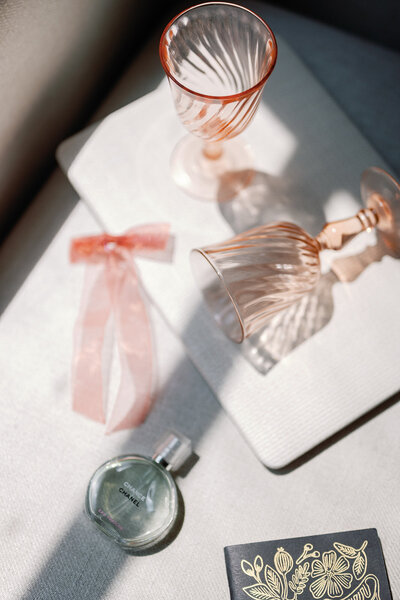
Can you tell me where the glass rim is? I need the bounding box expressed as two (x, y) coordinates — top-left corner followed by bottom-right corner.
(159, 1), (278, 102)
(191, 247), (245, 343)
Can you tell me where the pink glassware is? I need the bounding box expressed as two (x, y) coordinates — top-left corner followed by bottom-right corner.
(191, 167), (400, 342)
(159, 2), (277, 201)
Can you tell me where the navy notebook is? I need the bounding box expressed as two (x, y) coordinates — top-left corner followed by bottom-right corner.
(224, 529), (392, 600)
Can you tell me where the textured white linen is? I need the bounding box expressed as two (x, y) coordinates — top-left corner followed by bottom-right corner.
(1, 194), (399, 599)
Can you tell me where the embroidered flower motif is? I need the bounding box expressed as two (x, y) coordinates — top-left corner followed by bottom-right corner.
(310, 550), (353, 598)
(274, 547), (293, 575)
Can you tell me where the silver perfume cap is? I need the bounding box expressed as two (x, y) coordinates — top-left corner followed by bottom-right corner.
(152, 431), (192, 471)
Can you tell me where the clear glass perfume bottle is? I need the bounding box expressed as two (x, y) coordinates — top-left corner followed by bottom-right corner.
(85, 431), (192, 550)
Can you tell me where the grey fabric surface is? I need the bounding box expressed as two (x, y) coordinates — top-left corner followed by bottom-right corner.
(255, 2), (400, 178)
(264, 0), (400, 52)
(0, 186), (400, 600)
(1, 2), (399, 598)
(0, 0), (154, 239)
(0, 183), (399, 598)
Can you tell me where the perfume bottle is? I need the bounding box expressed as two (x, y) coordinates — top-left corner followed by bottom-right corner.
(85, 431), (192, 550)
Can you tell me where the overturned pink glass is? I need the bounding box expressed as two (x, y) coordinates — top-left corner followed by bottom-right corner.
(191, 167), (400, 342)
(159, 2), (277, 201)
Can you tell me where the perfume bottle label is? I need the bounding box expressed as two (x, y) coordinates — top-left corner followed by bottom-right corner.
(97, 508), (123, 531)
(119, 487), (141, 508)
(123, 481), (146, 502)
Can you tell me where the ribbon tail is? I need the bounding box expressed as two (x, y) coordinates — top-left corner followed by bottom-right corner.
(72, 265), (111, 423)
(106, 262), (154, 433)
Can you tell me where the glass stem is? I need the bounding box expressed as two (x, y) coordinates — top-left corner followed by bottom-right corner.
(316, 207), (379, 251)
(202, 141), (223, 160)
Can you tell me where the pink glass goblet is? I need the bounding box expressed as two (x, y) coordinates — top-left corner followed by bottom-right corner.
(191, 167), (400, 342)
(159, 2), (277, 201)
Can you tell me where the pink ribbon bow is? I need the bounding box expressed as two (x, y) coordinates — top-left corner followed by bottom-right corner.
(70, 223), (170, 433)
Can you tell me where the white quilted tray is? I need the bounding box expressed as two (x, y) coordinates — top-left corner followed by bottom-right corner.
(57, 38), (400, 469)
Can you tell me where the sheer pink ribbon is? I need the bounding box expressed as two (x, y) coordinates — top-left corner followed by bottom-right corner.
(70, 223), (170, 433)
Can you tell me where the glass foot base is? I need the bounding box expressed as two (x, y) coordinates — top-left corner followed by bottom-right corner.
(170, 135), (255, 202)
(361, 166), (400, 255)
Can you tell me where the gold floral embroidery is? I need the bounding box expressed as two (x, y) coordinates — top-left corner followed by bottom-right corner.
(274, 547), (293, 599)
(310, 551), (353, 598)
(240, 540), (380, 600)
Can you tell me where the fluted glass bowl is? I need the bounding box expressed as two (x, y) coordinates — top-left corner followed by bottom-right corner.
(160, 2), (277, 201)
